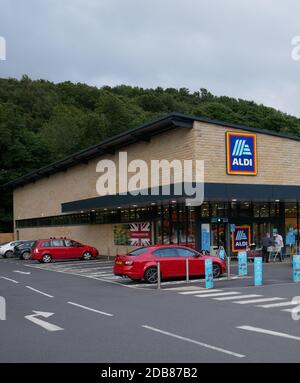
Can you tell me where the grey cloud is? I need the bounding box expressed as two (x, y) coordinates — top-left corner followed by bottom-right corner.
(0, 0), (299, 116)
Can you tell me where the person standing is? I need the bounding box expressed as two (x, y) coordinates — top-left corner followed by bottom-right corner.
(262, 232), (271, 263)
(274, 233), (284, 262)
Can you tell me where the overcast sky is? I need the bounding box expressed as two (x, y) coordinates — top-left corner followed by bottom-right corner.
(0, 0), (299, 116)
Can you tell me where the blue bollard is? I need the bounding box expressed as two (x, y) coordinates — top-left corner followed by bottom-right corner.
(293, 255), (300, 283)
(254, 257), (263, 286)
(205, 259), (214, 289)
(238, 251), (248, 276)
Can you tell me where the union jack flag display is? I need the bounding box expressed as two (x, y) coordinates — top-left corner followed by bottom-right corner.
(129, 222), (151, 246)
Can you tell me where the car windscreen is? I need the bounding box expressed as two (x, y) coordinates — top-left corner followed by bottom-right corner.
(127, 247), (150, 256)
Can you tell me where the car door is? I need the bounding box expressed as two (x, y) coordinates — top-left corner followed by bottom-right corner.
(153, 248), (184, 278)
(64, 240), (83, 259)
(50, 239), (66, 259)
(187, 250), (205, 276)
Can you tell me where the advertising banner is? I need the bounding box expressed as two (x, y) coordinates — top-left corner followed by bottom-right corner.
(293, 255), (300, 283)
(205, 259), (214, 289)
(254, 257), (263, 286)
(238, 251), (248, 276)
(114, 222), (151, 246)
(232, 225), (251, 252)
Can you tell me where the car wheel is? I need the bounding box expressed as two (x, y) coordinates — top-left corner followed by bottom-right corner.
(42, 254), (52, 263)
(82, 251), (92, 261)
(144, 267), (158, 284)
(213, 263), (222, 278)
(22, 252), (31, 260)
(5, 250), (14, 258)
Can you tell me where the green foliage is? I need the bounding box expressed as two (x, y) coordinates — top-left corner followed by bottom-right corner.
(1, 76), (300, 231)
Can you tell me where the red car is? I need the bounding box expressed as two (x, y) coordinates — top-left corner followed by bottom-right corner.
(31, 238), (99, 263)
(114, 245), (226, 283)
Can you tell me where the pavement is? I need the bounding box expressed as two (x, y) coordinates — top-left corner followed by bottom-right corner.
(0, 256), (300, 363)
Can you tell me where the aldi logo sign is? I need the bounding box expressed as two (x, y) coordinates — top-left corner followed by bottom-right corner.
(226, 132), (257, 175)
(232, 226), (251, 252)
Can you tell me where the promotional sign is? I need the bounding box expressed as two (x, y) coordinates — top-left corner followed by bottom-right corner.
(254, 257), (263, 286)
(293, 255), (300, 283)
(238, 251), (248, 276)
(113, 222), (151, 246)
(232, 225), (251, 252)
(201, 224), (210, 251)
(286, 228), (296, 246)
(205, 259), (214, 289)
(230, 223), (236, 233)
(226, 131), (257, 175)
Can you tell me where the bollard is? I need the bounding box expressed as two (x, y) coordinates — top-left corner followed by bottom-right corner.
(205, 259), (214, 289)
(157, 261), (161, 290)
(186, 258), (190, 284)
(227, 256), (231, 280)
(254, 257), (263, 286)
(293, 255), (300, 282)
(238, 251), (248, 276)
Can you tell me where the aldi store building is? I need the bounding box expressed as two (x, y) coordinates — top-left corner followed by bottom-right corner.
(8, 113), (300, 257)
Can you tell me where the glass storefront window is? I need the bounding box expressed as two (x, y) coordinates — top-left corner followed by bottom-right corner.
(201, 203), (209, 218)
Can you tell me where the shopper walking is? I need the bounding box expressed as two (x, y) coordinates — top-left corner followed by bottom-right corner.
(262, 232), (272, 263)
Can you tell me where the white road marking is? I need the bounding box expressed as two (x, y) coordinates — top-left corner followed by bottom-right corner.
(258, 301), (298, 308)
(0, 276), (19, 283)
(235, 297), (284, 305)
(214, 294), (261, 301)
(67, 301), (113, 317)
(237, 325), (300, 341)
(179, 289), (223, 295)
(25, 311), (63, 332)
(25, 286), (54, 298)
(142, 325), (245, 358)
(13, 270), (31, 275)
(195, 292), (240, 298)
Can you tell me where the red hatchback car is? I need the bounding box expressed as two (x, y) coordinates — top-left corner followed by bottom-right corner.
(31, 238), (99, 263)
(114, 245), (226, 283)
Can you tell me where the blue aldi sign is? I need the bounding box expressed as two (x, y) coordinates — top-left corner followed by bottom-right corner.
(232, 226), (251, 252)
(226, 132), (257, 175)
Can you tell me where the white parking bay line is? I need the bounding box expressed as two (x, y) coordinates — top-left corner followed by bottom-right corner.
(67, 301), (113, 317)
(235, 297), (284, 305)
(142, 325), (245, 358)
(195, 292), (240, 298)
(214, 294), (261, 301)
(237, 325), (300, 341)
(0, 276), (19, 283)
(258, 301), (298, 308)
(26, 286), (54, 298)
(179, 289), (223, 295)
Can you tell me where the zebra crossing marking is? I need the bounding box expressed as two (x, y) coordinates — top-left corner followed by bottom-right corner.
(234, 297), (284, 305)
(258, 301), (298, 308)
(179, 289), (223, 295)
(195, 292), (240, 298)
(214, 294), (261, 301)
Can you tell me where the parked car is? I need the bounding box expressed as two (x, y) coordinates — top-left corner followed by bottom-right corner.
(31, 238), (99, 263)
(114, 245), (226, 283)
(14, 240), (37, 260)
(0, 240), (27, 258)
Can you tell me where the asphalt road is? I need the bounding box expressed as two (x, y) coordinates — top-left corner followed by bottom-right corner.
(1, 257), (300, 363)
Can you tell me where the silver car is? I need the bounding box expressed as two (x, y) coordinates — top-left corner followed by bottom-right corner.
(0, 241), (26, 258)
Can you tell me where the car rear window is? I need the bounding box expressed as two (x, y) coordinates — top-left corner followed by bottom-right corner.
(128, 247), (150, 256)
